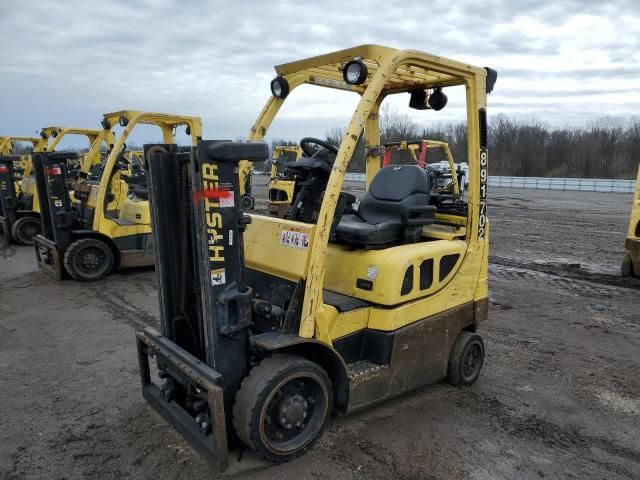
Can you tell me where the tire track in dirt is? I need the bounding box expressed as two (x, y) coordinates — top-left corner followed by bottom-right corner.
(490, 255), (640, 291)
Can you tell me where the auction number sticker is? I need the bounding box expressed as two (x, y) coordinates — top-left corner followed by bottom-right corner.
(280, 230), (309, 249)
(478, 147), (488, 240)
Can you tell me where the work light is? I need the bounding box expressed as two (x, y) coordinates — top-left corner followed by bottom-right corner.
(101, 119), (111, 130)
(119, 115), (129, 127)
(51, 130), (58, 138)
(428, 88), (448, 111)
(342, 58), (368, 85)
(40, 130), (48, 139)
(270, 76), (290, 99)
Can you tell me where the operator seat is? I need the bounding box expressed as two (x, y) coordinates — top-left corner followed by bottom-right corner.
(333, 165), (436, 248)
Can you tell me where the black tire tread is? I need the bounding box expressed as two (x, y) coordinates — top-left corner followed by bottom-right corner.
(447, 331), (484, 386)
(11, 216), (41, 245)
(63, 237), (114, 281)
(232, 354), (331, 463)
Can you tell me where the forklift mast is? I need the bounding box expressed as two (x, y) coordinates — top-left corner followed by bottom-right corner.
(32, 151), (79, 279)
(137, 141), (268, 470)
(0, 156), (20, 243)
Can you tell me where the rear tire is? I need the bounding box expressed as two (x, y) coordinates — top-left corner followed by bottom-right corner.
(11, 216), (41, 245)
(621, 253), (635, 278)
(447, 331), (484, 386)
(233, 354), (332, 463)
(63, 237), (114, 281)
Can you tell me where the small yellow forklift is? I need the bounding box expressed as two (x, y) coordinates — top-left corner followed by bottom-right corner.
(33, 111), (202, 281)
(622, 164), (640, 278)
(0, 136), (43, 243)
(383, 139), (465, 197)
(0, 128), (107, 245)
(135, 45), (496, 470)
(267, 145), (301, 216)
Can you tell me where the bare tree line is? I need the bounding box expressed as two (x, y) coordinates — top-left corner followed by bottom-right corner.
(320, 108), (640, 179)
(10, 110), (639, 179)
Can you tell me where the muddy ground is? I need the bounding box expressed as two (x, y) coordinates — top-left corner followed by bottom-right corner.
(1, 182), (639, 480)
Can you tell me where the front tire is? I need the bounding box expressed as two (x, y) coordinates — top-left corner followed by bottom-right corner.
(447, 331), (485, 386)
(233, 354), (332, 463)
(63, 237), (114, 281)
(11, 216), (41, 245)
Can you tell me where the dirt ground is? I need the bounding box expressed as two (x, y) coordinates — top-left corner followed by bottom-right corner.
(1, 182), (639, 480)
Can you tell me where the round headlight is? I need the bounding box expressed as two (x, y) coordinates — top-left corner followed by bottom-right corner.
(270, 76), (290, 99)
(51, 130), (58, 138)
(428, 88), (448, 111)
(343, 59), (368, 85)
(119, 115), (129, 127)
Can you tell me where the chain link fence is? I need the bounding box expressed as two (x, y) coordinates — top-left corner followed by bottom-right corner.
(344, 172), (635, 193)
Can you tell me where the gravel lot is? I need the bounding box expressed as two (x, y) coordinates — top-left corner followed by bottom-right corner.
(1, 180), (639, 479)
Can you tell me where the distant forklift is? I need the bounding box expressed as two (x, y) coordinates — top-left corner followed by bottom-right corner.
(0, 128), (107, 245)
(135, 45), (496, 470)
(622, 163), (640, 278)
(267, 145), (301, 216)
(0, 136), (44, 244)
(383, 139), (466, 197)
(33, 110), (202, 281)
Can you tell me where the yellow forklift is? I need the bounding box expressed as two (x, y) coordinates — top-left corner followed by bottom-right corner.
(0, 136), (43, 243)
(622, 164), (640, 278)
(0, 128), (108, 245)
(0, 136), (43, 185)
(33, 110), (202, 281)
(267, 145), (301, 216)
(383, 139), (466, 197)
(135, 45), (496, 470)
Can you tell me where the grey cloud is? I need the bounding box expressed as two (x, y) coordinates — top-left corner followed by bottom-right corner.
(1, 0), (639, 144)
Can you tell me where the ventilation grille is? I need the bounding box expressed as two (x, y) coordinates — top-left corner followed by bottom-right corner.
(439, 254), (460, 281)
(419, 259), (433, 290)
(401, 265), (414, 295)
(479, 108), (487, 148)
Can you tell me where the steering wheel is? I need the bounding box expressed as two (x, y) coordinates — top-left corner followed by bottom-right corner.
(300, 137), (339, 158)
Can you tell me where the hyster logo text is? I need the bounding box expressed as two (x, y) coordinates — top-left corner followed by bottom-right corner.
(201, 163), (224, 264)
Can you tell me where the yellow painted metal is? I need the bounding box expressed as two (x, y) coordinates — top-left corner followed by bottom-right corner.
(88, 110), (202, 239)
(38, 127), (116, 179)
(267, 145), (301, 215)
(624, 164), (640, 274)
(120, 199), (151, 225)
(628, 164), (640, 242)
(324, 305), (369, 341)
(412, 141), (460, 197)
(323, 240), (467, 306)
(20, 128), (114, 214)
(241, 45), (490, 343)
(0, 136), (43, 155)
(244, 215), (315, 282)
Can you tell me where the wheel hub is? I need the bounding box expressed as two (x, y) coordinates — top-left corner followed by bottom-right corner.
(82, 252), (99, 269)
(278, 394), (308, 429)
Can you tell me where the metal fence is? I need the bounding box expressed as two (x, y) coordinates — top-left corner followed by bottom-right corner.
(344, 172), (635, 193)
(488, 176), (635, 193)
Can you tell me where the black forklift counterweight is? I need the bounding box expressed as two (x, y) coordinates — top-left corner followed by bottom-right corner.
(137, 141), (268, 472)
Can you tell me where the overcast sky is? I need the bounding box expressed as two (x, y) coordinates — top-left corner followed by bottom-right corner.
(1, 0), (639, 146)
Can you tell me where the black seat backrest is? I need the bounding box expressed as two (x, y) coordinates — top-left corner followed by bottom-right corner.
(359, 165), (431, 225)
